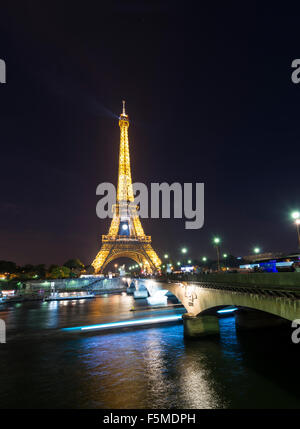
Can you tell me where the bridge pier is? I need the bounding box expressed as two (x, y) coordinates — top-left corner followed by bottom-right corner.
(235, 309), (288, 331)
(183, 313), (220, 339)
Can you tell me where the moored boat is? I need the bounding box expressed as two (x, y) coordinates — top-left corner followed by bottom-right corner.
(45, 292), (95, 302)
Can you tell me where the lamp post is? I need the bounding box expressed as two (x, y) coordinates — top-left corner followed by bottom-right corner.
(223, 254), (228, 269)
(291, 211), (300, 249)
(181, 247), (187, 265)
(296, 220), (300, 249)
(213, 237), (221, 271)
(254, 247), (260, 254)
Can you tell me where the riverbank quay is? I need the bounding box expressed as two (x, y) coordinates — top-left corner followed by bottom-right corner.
(0, 277), (127, 303)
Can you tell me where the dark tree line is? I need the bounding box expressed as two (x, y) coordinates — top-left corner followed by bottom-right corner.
(0, 258), (87, 280)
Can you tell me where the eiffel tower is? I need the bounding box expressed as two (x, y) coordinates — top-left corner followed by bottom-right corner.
(92, 101), (161, 274)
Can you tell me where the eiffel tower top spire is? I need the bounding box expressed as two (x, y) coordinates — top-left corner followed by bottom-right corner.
(117, 100), (134, 202)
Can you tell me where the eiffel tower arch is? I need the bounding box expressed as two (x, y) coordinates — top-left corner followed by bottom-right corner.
(92, 101), (161, 274)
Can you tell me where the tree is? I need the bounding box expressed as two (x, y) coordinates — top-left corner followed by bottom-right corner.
(63, 259), (84, 271)
(0, 260), (17, 274)
(22, 264), (34, 273)
(48, 264), (59, 272)
(34, 264), (46, 278)
(49, 266), (71, 279)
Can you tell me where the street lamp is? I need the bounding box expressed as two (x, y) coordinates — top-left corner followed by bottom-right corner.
(223, 253), (227, 258)
(254, 247), (260, 254)
(180, 248), (187, 266)
(291, 211), (300, 248)
(202, 257), (207, 262)
(164, 254), (168, 259)
(213, 237), (221, 271)
(177, 262), (181, 266)
(188, 259), (192, 264)
(296, 219), (300, 249)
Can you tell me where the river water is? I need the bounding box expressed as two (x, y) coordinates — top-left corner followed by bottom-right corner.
(0, 292), (299, 409)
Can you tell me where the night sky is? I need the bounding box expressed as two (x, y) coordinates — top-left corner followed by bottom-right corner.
(1, 1), (300, 266)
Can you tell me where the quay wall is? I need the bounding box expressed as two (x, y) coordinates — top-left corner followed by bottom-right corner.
(23, 277), (125, 292)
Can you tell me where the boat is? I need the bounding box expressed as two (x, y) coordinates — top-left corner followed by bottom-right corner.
(44, 292), (95, 302)
(2, 295), (25, 303)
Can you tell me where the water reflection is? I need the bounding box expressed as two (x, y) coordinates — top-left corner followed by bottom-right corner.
(0, 294), (300, 409)
(178, 356), (224, 408)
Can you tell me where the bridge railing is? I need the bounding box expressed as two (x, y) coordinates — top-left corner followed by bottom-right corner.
(194, 281), (300, 298)
(159, 279), (300, 300)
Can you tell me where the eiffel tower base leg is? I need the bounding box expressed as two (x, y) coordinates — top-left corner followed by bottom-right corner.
(92, 241), (160, 274)
(86, 265), (96, 274)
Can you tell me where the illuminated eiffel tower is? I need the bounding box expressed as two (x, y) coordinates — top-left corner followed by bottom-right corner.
(92, 101), (161, 274)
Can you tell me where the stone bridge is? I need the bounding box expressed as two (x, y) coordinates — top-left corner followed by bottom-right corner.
(140, 273), (300, 338)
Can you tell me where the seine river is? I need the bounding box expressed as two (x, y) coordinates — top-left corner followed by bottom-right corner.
(0, 292), (299, 409)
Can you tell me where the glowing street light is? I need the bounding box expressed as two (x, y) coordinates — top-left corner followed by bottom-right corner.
(223, 253), (227, 258)
(291, 211), (300, 248)
(177, 262), (181, 266)
(188, 259), (192, 264)
(254, 247), (260, 254)
(202, 257), (207, 262)
(181, 248), (187, 254)
(164, 254), (169, 259)
(213, 237), (221, 271)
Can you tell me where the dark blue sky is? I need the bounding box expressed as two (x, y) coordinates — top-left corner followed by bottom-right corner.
(0, 1), (300, 265)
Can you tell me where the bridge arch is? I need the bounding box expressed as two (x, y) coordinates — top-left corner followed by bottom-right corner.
(160, 282), (299, 321)
(140, 278), (300, 338)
